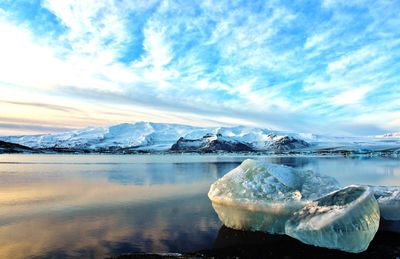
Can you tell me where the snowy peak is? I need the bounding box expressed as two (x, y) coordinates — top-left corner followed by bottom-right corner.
(0, 122), (206, 151)
(0, 122), (399, 154)
(264, 135), (310, 151)
(170, 130), (310, 153)
(0, 122), (310, 152)
(170, 133), (254, 152)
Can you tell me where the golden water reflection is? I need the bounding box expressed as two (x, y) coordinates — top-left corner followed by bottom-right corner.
(0, 155), (236, 258)
(0, 179), (221, 258)
(1, 154), (400, 258)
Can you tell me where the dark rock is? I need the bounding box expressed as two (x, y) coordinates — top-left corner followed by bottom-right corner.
(0, 140), (36, 153)
(170, 134), (254, 152)
(267, 136), (310, 152)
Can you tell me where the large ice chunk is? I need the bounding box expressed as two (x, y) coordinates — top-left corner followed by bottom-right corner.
(369, 185), (400, 220)
(285, 186), (380, 253)
(208, 159), (339, 234)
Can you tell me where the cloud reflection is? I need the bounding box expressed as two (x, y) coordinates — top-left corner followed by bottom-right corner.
(1, 154), (400, 258)
(0, 155), (238, 258)
(0, 194), (221, 258)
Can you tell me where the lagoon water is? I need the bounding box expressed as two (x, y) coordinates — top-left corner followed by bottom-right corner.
(0, 154), (400, 258)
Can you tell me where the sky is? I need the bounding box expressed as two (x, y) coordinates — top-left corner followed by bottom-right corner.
(0, 0), (400, 136)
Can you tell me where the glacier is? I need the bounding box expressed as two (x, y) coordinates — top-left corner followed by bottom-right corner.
(208, 159), (339, 234)
(285, 186), (380, 253)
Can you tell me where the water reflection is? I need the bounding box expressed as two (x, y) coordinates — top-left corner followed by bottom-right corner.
(83, 162), (233, 185)
(0, 154), (400, 258)
(0, 194), (221, 258)
(0, 156), (241, 258)
(259, 156), (400, 186)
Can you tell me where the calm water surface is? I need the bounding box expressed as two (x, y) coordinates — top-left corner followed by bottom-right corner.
(0, 154), (400, 258)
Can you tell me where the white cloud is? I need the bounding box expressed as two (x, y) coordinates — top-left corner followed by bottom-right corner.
(329, 87), (371, 106)
(304, 32), (330, 49)
(0, 18), (138, 94)
(42, 0), (130, 61)
(138, 20), (172, 68)
(132, 19), (178, 88)
(327, 46), (377, 73)
(0, 21), (65, 89)
(349, 111), (400, 133)
(1, 0), (400, 135)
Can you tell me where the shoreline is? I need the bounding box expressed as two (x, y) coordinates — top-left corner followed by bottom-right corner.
(111, 224), (400, 258)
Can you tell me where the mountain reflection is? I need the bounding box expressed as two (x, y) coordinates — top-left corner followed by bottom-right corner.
(92, 162), (235, 185)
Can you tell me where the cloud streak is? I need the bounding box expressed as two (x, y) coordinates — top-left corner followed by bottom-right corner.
(0, 0), (399, 135)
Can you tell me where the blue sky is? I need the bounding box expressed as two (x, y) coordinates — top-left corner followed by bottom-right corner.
(0, 0), (399, 136)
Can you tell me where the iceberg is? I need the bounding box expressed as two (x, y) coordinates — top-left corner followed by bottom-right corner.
(369, 185), (400, 221)
(208, 159), (339, 234)
(207, 160), (400, 253)
(285, 186), (380, 253)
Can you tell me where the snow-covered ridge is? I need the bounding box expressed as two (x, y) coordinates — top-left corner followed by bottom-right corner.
(0, 122), (309, 151)
(0, 122), (399, 153)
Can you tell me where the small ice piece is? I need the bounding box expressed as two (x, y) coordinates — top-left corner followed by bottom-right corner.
(208, 159), (339, 234)
(285, 186), (380, 253)
(369, 185), (400, 221)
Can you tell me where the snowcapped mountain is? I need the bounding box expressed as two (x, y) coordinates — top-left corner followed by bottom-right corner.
(0, 122), (313, 152)
(0, 122), (399, 154)
(170, 132), (311, 152)
(170, 133), (255, 152)
(0, 122), (199, 150)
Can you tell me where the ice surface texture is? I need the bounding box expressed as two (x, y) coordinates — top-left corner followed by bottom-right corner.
(208, 160), (386, 253)
(285, 186), (380, 253)
(370, 185), (400, 220)
(208, 159), (339, 234)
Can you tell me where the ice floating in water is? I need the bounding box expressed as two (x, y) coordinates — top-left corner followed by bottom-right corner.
(285, 186), (380, 253)
(208, 159), (392, 253)
(208, 159), (339, 234)
(369, 185), (400, 221)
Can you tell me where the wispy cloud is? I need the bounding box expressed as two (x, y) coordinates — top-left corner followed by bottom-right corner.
(0, 123), (76, 135)
(0, 100), (81, 113)
(0, 0), (399, 135)
(328, 87), (372, 106)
